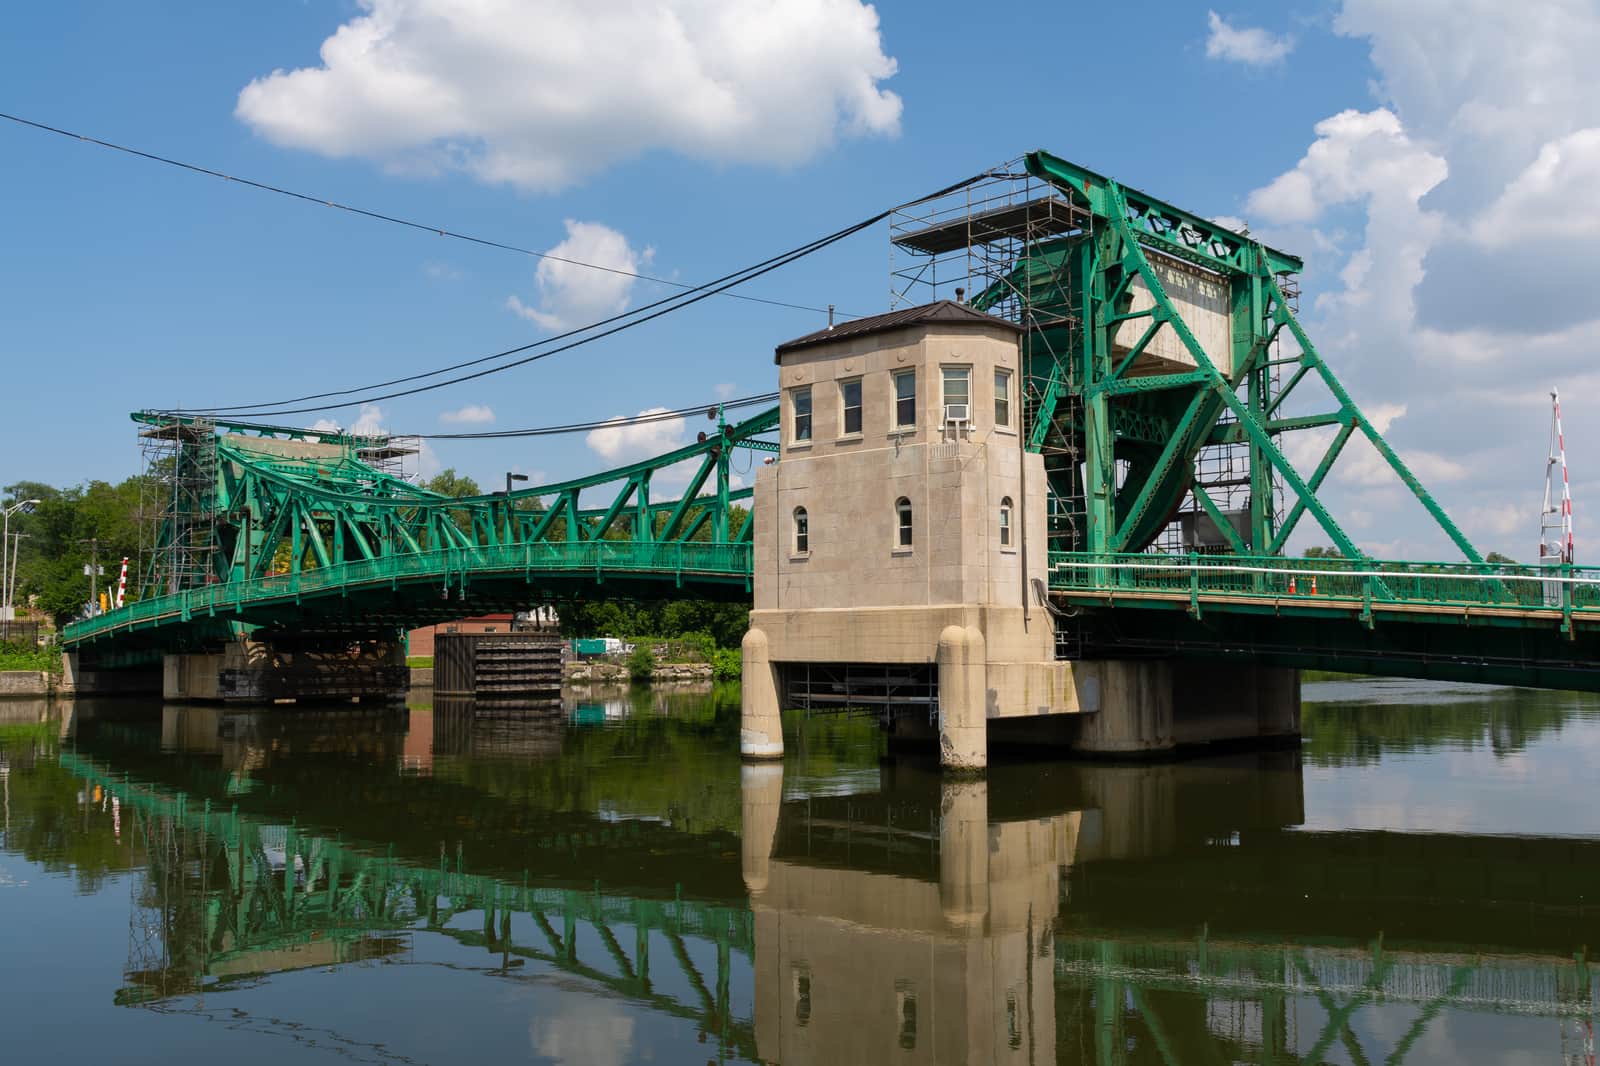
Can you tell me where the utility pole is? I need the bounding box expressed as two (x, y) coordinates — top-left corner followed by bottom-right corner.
(1, 498), (40, 640)
(80, 537), (102, 618)
(6, 534), (30, 634)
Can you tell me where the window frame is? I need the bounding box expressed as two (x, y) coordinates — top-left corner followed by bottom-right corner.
(999, 496), (1014, 549)
(895, 496), (913, 551)
(839, 377), (863, 437)
(892, 368), (916, 430)
(790, 386), (812, 446)
(994, 368), (1013, 430)
(941, 365), (972, 425)
(792, 506), (809, 556)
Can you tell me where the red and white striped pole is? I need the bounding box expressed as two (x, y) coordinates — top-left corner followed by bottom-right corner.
(115, 556), (128, 609)
(1554, 389), (1574, 563)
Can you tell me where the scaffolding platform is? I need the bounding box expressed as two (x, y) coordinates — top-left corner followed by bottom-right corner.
(892, 194), (1085, 255)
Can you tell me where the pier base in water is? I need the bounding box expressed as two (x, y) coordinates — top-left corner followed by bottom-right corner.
(161, 638), (408, 704)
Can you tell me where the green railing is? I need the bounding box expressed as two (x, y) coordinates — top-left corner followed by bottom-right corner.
(63, 540), (753, 646)
(1048, 551), (1600, 618)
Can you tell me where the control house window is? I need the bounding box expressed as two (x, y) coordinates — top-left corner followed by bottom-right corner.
(840, 378), (863, 436)
(893, 369), (916, 428)
(896, 497), (913, 548)
(791, 386), (812, 443)
(1000, 497), (1013, 547)
(995, 369), (1012, 428)
(942, 366), (971, 424)
(793, 507), (809, 555)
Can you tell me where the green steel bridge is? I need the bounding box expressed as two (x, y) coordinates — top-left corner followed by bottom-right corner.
(58, 150), (1600, 689)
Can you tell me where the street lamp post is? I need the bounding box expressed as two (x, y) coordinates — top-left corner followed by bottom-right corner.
(1, 498), (40, 640)
(503, 472), (530, 540)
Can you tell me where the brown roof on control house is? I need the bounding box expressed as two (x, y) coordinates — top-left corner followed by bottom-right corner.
(773, 300), (1021, 361)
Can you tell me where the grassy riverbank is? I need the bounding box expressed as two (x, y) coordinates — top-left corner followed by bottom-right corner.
(0, 643), (59, 673)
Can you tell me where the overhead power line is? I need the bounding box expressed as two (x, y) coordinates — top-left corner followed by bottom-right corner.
(185, 208), (866, 416)
(414, 392), (778, 440)
(1, 109), (985, 417)
(0, 110), (840, 318)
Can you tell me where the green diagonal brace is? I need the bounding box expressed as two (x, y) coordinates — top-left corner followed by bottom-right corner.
(1266, 273), (1483, 563)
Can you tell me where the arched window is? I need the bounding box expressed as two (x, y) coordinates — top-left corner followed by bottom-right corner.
(896, 497), (913, 548)
(999, 497), (1013, 547)
(793, 507), (809, 554)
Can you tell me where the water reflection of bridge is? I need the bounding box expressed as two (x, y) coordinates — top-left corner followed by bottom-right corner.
(746, 759), (1596, 1064)
(59, 708), (1598, 1065)
(65, 750), (759, 1060)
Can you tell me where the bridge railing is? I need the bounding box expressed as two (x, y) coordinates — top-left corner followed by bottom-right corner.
(63, 540), (754, 645)
(1047, 552), (1600, 616)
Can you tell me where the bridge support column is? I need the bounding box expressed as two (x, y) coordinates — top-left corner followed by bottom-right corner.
(58, 650), (160, 698)
(740, 628), (784, 759)
(937, 625), (987, 772)
(164, 638), (410, 704)
(1068, 660), (1300, 755)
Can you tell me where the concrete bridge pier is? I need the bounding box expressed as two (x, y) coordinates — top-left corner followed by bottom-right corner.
(163, 637), (409, 704)
(58, 650), (161, 698)
(1061, 660), (1301, 756)
(936, 626), (987, 772)
(740, 627), (785, 759)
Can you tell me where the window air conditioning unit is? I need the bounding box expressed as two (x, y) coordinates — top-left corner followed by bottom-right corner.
(944, 403), (969, 423)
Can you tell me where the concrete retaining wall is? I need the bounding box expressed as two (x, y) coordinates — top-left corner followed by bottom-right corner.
(0, 671), (51, 697)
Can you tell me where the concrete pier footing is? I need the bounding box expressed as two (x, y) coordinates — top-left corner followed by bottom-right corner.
(936, 626), (987, 772)
(740, 628), (784, 759)
(161, 639), (408, 704)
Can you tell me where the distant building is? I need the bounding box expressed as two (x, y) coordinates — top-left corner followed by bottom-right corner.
(406, 607), (558, 657)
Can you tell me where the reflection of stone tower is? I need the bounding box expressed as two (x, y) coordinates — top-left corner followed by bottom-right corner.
(745, 770), (1076, 1064)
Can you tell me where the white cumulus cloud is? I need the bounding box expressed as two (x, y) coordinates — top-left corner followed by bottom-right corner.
(311, 403), (388, 437)
(1235, 0), (1600, 559)
(439, 404), (495, 425)
(235, 0), (902, 192)
(585, 407), (688, 464)
(506, 221), (650, 333)
(1205, 10), (1294, 66)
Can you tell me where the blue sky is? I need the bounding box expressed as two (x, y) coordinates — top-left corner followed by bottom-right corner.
(3, 1), (1595, 559)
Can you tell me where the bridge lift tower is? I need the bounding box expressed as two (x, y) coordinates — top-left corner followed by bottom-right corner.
(889, 151), (1483, 566)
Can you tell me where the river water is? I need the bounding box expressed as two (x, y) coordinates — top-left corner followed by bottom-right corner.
(1, 679), (1596, 1064)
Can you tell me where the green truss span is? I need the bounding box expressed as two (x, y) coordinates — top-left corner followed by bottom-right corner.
(65, 406), (776, 647)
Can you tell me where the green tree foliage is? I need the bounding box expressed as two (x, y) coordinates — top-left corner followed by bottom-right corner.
(1303, 546), (1343, 559)
(626, 644), (656, 681)
(560, 599), (749, 649)
(423, 468), (482, 498)
(6, 478), (148, 624)
(1485, 551), (1517, 564)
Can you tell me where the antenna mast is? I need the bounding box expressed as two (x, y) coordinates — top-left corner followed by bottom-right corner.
(1540, 387), (1574, 565)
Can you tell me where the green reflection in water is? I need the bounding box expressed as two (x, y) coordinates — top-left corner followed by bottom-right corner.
(2, 681), (1596, 1065)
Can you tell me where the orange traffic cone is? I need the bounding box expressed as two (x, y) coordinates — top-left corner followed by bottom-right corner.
(1288, 575), (1297, 594)
(1310, 576), (1319, 595)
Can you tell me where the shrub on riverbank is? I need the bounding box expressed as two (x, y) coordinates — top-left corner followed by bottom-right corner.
(627, 645), (656, 681)
(0, 642), (60, 673)
(711, 647), (741, 682)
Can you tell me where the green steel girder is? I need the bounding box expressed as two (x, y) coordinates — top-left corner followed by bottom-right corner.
(1024, 150), (1303, 277)
(1003, 150), (1480, 565)
(65, 406), (776, 648)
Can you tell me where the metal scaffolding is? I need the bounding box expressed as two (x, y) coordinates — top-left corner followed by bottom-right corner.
(890, 158), (1298, 557)
(138, 417), (220, 598)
